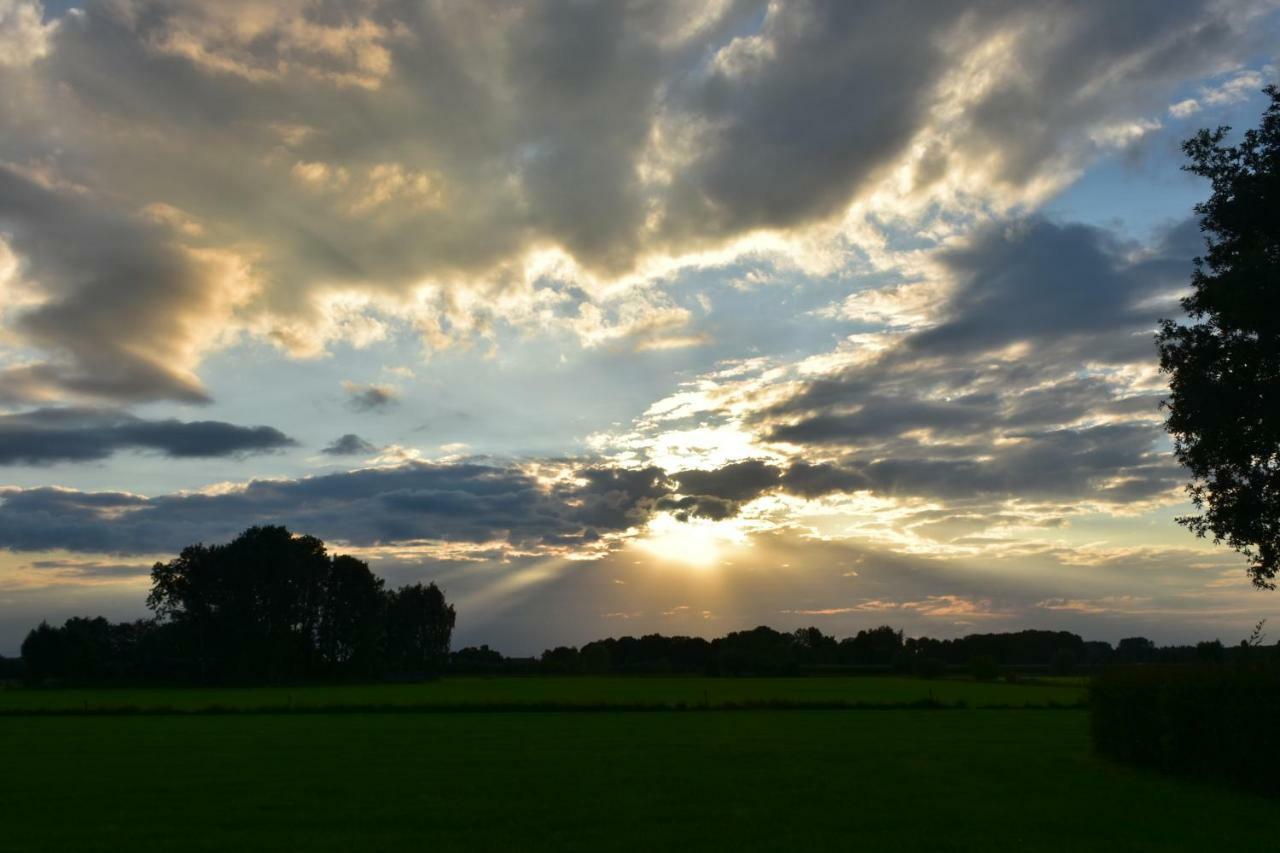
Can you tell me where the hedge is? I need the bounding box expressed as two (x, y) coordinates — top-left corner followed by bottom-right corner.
(1091, 664), (1280, 795)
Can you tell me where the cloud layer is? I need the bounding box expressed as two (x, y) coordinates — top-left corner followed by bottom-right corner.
(0, 0), (1270, 402)
(0, 407), (295, 464)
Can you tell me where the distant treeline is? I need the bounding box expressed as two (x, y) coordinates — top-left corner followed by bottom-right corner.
(12, 527), (455, 684)
(450, 625), (1277, 677)
(5, 526), (1275, 685)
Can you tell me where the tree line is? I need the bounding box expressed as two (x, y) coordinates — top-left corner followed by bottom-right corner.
(449, 623), (1276, 678)
(16, 526), (455, 684)
(5, 526), (1275, 685)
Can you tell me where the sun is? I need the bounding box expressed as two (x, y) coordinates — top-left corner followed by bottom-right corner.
(634, 514), (743, 569)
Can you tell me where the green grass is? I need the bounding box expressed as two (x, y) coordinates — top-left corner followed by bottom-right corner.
(0, 675), (1085, 712)
(2, 709), (1275, 852)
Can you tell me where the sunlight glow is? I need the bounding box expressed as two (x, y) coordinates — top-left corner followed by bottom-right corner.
(634, 514), (746, 569)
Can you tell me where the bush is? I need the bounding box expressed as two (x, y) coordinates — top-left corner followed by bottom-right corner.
(1091, 665), (1280, 795)
(911, 656), (946, 679)
(970, 655), (999, 681)
(1050, 648), (1076, 676)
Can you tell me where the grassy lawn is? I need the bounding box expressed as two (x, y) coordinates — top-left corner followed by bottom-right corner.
(0, 675), (1085, 712)
(1, 709), (1274, 852)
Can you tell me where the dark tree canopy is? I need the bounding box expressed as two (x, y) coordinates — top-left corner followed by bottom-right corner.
(6, 525), (466, 684)
(142, 526), (455, 681)
(1157, 86), (1280, 588)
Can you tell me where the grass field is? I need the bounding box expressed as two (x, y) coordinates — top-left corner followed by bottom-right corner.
(0, 675), (1085, 712)
(3, 708), (1278, 852)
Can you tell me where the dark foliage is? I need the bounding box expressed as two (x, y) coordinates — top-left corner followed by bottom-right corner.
(509, 627), (1272, 676)
(1092, 663), (1280, 795)
(450, 645), (507, 674)
(1050, 649), (1076, 676)
(970, 655), (1000, 681)
(0, 653), (21, 680)
(21, 526), (454, 684)
(911, 656), (946, 679)
(385, 583), (456, 678)
(1157, 87), (1280, 587)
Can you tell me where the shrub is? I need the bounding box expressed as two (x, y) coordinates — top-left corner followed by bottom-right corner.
(1050, 648), (1076, 676)
(911, 656), (946, 679)
(1091, 665), (1280, 795)
(970, 655), (999, 681)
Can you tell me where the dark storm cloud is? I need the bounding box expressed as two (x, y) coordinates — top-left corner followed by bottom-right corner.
(672, 459), (783, 502)
(0, 1), (1265, 402)
(0, 455), (897, 554)
(907, 220), (1179, 360)
(749, 217), (1198, 506)
(321, 433), (378, 456)
(655, 459), (785, 520)
(0, 461), (664, 554)
(0, 407), (295, 464)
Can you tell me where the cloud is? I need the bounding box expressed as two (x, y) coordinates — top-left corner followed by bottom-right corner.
(0, 1), (1267, 402)
(0, 407), (295, 464)
(1168, 67), (1271, 117)
(738, 217), (1194, 506)
(0, 450), (978, 555)
(0, 0), (52, 68)
(0, 460), (667, 555)
(342, 381), (398, 412)
(27, 558), (152, 579)
(321, 433), (377, 456)
(580, 212), (1201, 561)
(0, 166), (253, 403)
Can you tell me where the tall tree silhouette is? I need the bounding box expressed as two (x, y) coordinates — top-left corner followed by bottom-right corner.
(318, 555), (386, 677)
(148, 526), (330, 679)
(385, 583), (456, 676)
(1158, 87), (1280, 588)
(147, 526), (454, 681)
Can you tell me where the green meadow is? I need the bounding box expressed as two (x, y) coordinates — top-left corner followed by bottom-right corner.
(2, 677), (1275, 852)
(0, 675), (1085, 713)
(3, 707), (1277, 853)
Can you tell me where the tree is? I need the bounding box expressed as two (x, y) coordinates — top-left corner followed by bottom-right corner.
(970, 655), (999, 681)
(1157, 86), (1280, 588)
(1050, 648), (1077, 676)
(1117, 636), (1155, 664)
(1195, 639), (1226, 663)
(318, 555), (386, 677)
(148, 526), (331, 680)
(146, 526), (454, 682)
(838, 625), (903, 666)
(384, 582), (456, 676)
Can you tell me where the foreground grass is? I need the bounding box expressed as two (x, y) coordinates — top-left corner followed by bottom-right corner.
(1, 710), (1274, 852)
(0, 675), (1085, 712)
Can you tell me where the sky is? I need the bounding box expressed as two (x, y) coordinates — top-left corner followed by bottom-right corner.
(1, 0), (1279, 656)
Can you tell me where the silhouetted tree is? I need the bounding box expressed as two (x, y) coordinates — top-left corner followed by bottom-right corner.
(318, 555), (386, 677)
(1050, 648), (1077, 676)
(1195, 639), (1226, 663)
(384, 582), (456, 677)
(148, 526), (331, 680)
(20, 621), (64, 683)
(539, 645), (580, 673)
(146, 526), (453, 682)
(1117, 637), (1156, 664)
(451, 644), (506, 673)
(793, 626), (838, 664)
(713, 626), (801, 675)
(838, 625), (903, 665)
(970, 655), (999, 681)
(1157, 87), (1280, 587)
